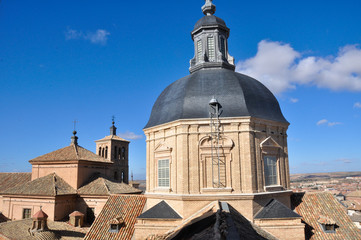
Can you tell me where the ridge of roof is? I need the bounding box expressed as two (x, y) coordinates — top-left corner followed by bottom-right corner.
(77, 176), (141, 195)
(2, 173), (77, 196)
(29, 144), (111, 163)
(254, 199), (301, 219)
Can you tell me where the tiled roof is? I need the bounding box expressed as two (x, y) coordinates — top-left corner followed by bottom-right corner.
(84, 195), (146, 240)
(29, 144), (110, 163)
(2, 173), (77, 196)
(254, 199), (301, 219)
(0, 173), (32, 193)
(138, 201), (182, 219)
(346, 191), (361, 197)
(0, 218), (87, 239)
(350, 213), (361, 222)
(77, 176), (142, 195)
(69, 211), (84, 217)
(154, 201), (277, 240)
(292, 192), (361, 240)
(33, 209), (48, 219)
(95, 135), (129, 142)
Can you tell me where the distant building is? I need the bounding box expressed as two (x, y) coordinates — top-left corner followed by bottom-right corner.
(0, 122), (140, 223)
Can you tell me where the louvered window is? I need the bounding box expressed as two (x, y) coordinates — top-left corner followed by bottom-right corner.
(220, 37), (226, 57)
(197, 40), (202, 61)
(207, 37), (215, 61)
(264, 156), (278, 186)
(158, 159), (170, 187)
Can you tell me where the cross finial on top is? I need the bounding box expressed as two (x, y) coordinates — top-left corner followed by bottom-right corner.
(202, 0), (216, 16)
(112, 115), (115, 125)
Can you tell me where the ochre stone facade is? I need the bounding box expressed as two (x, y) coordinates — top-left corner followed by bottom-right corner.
(134, 117), (299, 239)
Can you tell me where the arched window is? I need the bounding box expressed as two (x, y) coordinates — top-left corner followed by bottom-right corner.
(118, 147), (121, 159)
(98, 147), (101, 156)
(121, 171), (124, 182)
(105, 146), (108, 159)
(102, 148), (105, 157)
(121, 147), (125, 159)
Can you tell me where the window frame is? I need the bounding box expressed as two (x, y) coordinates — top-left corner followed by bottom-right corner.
(207, 36), (215, 61)
(263, 155), (279, 187)
(23, 208), (32, 219)
(157, 159), (170, 188)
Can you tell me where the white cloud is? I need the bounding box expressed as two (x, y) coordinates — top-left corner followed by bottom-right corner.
(290, 98), (299, 103)
(317, 119), (328, 125)
(316, 119), (342, 127)
(236, 40), (361, 95)
(354, 102), (361, 108)
(65, 28), (110, 45)
(118, 131), (143, 140)
(85, 29), (110, 45)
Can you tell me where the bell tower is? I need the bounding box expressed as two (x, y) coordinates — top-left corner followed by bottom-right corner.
(189, 0), (235, 73)
(95, 120), (130, 183)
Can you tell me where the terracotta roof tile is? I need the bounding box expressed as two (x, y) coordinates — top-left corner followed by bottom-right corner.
(69, 211), (84, 217)
(29, 144), (110, 163)
(77, 177), (142, 195)
(0, 173), (31, 193)
(2, 173), (77, 196)
(346, 191), (361, 197)
(33, 209), (48, 219)
(84, 195), (146, 240)
(292, 192), (361, 240)
(0, 218), (86, 239)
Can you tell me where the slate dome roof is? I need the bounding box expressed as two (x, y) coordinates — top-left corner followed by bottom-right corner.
(145, 68), (288, 128)
(194, 15), (227, 30)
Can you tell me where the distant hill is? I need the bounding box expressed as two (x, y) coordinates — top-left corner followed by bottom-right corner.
(291, 171), (361, 182)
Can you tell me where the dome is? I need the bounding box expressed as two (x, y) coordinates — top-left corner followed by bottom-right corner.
(194, 15), (227, 31)
(145, 68), (288, 128)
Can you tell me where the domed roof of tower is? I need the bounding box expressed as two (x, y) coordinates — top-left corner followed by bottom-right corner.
(194, 15), (227, 31)
(145, 1), (288, 129)
(145, 68), (288, 128)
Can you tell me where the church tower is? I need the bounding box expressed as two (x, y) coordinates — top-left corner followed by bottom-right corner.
(135, 1), (303, 239)
(95, 121), (129, 183)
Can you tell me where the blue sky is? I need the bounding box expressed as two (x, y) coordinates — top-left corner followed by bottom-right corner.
(0, 0), (360, 179)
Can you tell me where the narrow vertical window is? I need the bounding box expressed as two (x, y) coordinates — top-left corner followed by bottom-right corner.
(105, 146), (108, 159)
(220, 37), (226, 57)
(207, 37), (215, 61)
(197, 40), (202, 61)
(158, 159), (170, 187)
(264, 156), (278, 186)
(98, 147), (101, 156)
(121, 147), (125, 159)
